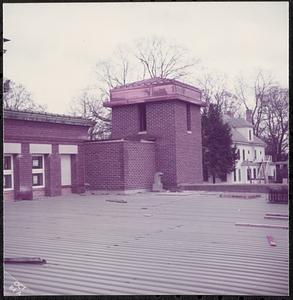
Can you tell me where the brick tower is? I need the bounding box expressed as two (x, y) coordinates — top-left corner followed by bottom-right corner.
(104, 77), (205, 188)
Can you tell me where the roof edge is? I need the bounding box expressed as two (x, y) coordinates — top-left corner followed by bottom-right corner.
(4, 109), (95, 127)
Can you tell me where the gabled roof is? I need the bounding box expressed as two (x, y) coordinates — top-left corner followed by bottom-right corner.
(223, 114), (266, 146)
(4, 109), (95, 127)
(223, 114), (253, 128)
(230, 127), (266, 146)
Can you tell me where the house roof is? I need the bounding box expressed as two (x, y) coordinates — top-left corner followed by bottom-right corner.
(223, 114), (253, 128)
(230, 127), (266, 146)
(4, 109), (95, 127)
(223, 114), (266, 146)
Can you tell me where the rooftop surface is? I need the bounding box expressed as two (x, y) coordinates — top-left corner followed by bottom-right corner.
(4, 192), (288, 295)
(105, 77), (205, 108)
(4, 109), (95, 127)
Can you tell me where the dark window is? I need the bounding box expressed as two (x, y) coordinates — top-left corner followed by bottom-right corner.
(186, 103), (191, 131)
(234, 169), (237, 182)
(254, 150), (257, 160)
(4, 175), (12, 189)
(4, 156), (12, 170)
(139, 104), (147, 132)
(32, 156), (43, 169)
(247, 169), (251, 181)
(236, 149), (240, 160)
(249, 130), (252, 141)
(242, 149), (245, 161)
(32, 173), (43, 186)
(253, 168), (256, 179)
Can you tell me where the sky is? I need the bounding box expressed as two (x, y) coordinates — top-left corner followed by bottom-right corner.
(3, 2), (289, 114)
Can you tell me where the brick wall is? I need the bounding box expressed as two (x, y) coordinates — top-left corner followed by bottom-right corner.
(146, 101), (178, 187)
(84, 140), (156, 190)
(84, 141), (125, 190)
(174, 102), (203, 184)
(45, 144), (61, 197)
(110, 100), (203, 188)
(71, 144), (86, 193)
(14, 143), (33, 200)
(4, 119), (90, 143)
(124, 141), (156, 190)
(111, 105), (140, 139)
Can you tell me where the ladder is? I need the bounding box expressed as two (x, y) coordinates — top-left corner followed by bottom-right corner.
(256, 160), (269, 183)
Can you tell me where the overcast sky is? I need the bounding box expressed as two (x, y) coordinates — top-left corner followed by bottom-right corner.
(3, 2), (288, 114)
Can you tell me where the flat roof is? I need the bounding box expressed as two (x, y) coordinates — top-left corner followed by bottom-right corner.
(4, 192), (288, 295)
(4, 109), (95, 127)
(105, 77), (206, 108)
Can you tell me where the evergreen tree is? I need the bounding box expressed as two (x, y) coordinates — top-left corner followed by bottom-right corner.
(202, 104), (237, 183)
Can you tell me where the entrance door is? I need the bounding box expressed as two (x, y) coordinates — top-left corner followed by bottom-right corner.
(61, 155), (72, 186)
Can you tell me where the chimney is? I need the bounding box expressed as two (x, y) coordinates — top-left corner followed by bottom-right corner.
(246, 109), (252, 123)
(226, 111), (234, 118)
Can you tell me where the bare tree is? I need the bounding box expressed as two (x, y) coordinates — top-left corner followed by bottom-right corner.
(262, 86), (289, 161)
(95, 46), (135, 100)
(94, 37), (199, 95)
(134, 37), (198, 80)
(69, 86), (111, 140)
(196, 72), (242, 116)
(234, 70), (275, 137)
(3, 79), (46, 112)
(70, 37), (199, 139)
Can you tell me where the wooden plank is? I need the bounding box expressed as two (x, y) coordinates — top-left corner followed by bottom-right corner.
(265, 213), (288, 217)
(264, 216), (288, 221)
(106, 200), (127, 203)
(4, 257), (47, 264)
(219, 194), (261, 199)
(235, 223), (288, 229)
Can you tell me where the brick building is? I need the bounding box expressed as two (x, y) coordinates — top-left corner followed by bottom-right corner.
(3, 78), (205, 200)
(85, 77), (205, 191)
(3, 109), (94, 200)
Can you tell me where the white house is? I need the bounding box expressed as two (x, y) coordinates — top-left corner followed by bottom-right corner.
(223, 110), (276, 184)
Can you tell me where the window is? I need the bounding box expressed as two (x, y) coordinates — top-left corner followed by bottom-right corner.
(236, 149), (240, 160)
(32, 155), (45, 188)
(254, 150), (257, 160)
(238, 169), (241, 182)
(233, 169), (237, 182)
(138, 103), (147, 132)
(4, 155), (13, 190)
(247, 169), (251, 181)
(186, 103), (191, 132)
(253, 168), (257, 179)
(249, 130), (252, 141)
(242, 149), (245, 161)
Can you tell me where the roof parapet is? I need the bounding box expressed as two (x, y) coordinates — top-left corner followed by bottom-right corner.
(104, 77), (206, 108)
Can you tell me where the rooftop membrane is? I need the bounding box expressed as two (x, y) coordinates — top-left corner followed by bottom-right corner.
(4, 191), (288, 295)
